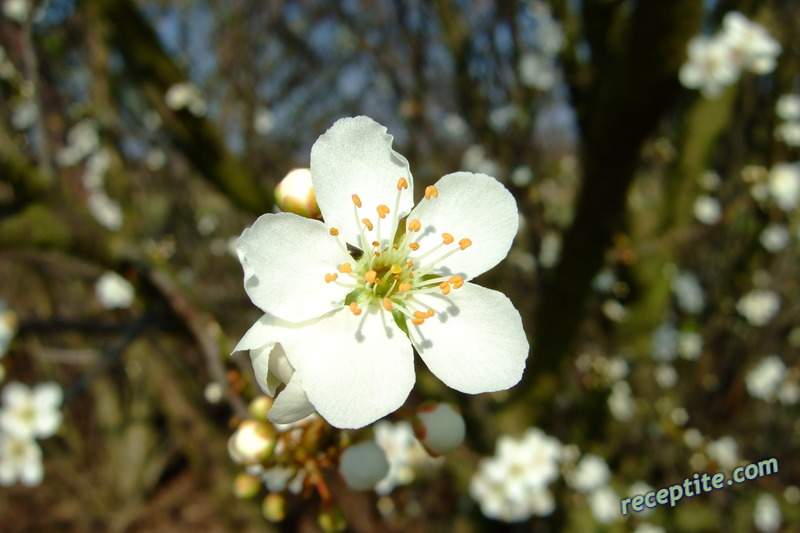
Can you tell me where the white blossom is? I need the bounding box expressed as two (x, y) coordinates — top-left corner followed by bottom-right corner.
(415, 402), (465, 456)
(679, 36), (739, 99)
(56, 120), (100, 167)
(0, 382), (62, 440)
(651, 323), (679, 362)
(759, 224), (790, 252)
(775, 122), (800, 147)
(373, 420), (439, 495)
(746, 355), (786, 402)
(776, 94), (800, 121)
(339, 440), (389, 491)
(767, 163), (800, 212)
(736, 289), (780, 326)
(254, 107), (275, 135)
(671, 271), (704, 314)
(720, 12), (781, 75)
(608, 380), (635, 421)
(95, 271), (135, 309)
(0, 302), (17, 359)
(2, 0), (29, 24)
(678, 331), (703, 360)
(232, 117), (528, 429)
(568, 454), (610, 493)
(588, 486), (620, 524)
(706, 436), (739, 470)
(519, 52), (557, 91)
(0, 433), (42, 486)
(165, 82), (207, 117)
(753, 494), (781, 533)
(693, 195), (722, 224)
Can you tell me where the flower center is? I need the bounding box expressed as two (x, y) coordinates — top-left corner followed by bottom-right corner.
(324, 179), (472, 328)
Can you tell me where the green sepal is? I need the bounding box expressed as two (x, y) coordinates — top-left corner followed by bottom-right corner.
(392, 309), (410, 337)
(344, 290), (360, 306)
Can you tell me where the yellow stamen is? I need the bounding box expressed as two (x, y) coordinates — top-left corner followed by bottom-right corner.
(330, 227), (339, 236)
(372, 241), (380, 248)
(425, 185), (439, 200)
(459, 238), (472, 250)
(397, 177), (409, 190)
(365, 270), (377, 283)
(413, 311), (428, 319)
(408, 272), (415, 279)
(349, 302), (362, 316)
(449, 275), (464, 289)
(427, 309), (435, 317)
(392, 243), (399, 250)
(325, 273), (338, 283)
(351, 194), (362, 208)
(374, 251), (381, 257)
(440, 282), (451, 295)
(383, 298), (393, 311)
(407, 260), (414, 267)
(409, 242), (420, 251)
(398, 282), (411, 292)
(408, 219), (421, 232)
(362, 218), (374, 231)
(377, 204), (390, 219)
(442, 233), (454, 245)
(339, 263), (352, 273)
(390, 264), (402, 274)
(412, 317), (425, 326)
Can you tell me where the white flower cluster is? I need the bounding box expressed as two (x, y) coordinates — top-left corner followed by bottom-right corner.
(671, 271), (705, 314)
(746, 355), (799, 405)
(775, 94), (800, 147)
(568, 454), (618, 524)
(679, 12), (781, 99)
(736, 288), (780, 327)
(469, 428), (562, 522)
(95, 271), (135, 310)
(373, 420), (441, 495)
(2, 0), (29, 23)
(165, 82), (207, 117)
(767, 162), (800, 213)
(0, 381), (63, 486)
(518, 1), (564, 91)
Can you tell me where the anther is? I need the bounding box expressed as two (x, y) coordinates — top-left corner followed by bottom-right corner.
(372, 241), (380, 248)
(459, 238), (472, 250)
(392, 244), (399, 250)
(425, 185), (439, 200)
(390, 264), (402, 274)
(325, 273), (338, 283)
(374, 251), (381, 257)
(440, 282), (451, 295)
(426, 309), (435, 317)
(408, 219), (422, 232)
(449, 275), (464, 289)
(330, 227), (339, 236)
(383, 298), (393, 311)
(365, 270), (377, 283)
(349, 302), (362, 316)
(412, 317), (425, 326)
(362, 218), (374, 231)
(409, 242), (420, 251)
(339, 263), (352, 273)
(398, 282), (411, 292)
(397, 177), (409, 190)
(442, 233), (454, 245)
(377, 205), (390, 219)
(407, 260), (414, 267)
(351, 194), (362, 208)
(413, 311), (428, 319)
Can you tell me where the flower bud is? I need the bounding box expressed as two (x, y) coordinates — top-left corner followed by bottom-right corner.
(233, 472), (262, 499)
(414, 402), (466, 456)
(275, 168), (320, 219)
(248, 395), (274, 420)
(228, 420), (277, 464)
(262, 492), (287, 522)
(339, 440), (389, 491)
(317, 507), (346, 533)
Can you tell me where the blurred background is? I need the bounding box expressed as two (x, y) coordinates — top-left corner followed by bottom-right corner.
(0, 0), (798, 531)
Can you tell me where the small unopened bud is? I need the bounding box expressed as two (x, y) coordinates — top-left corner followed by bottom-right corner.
(228, 420), (277, 464)
(233, 472), (262, 498)
(318, 507), (346, 533)
(414, 402), (466, 456)
(339, 441), (389, 491)
(275, 168), (320, 218)
(262, 492), (287, 522)
(248, 395), (274, 420)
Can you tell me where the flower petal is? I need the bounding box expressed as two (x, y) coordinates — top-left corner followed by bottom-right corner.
(407, 172), (518, 280)
(409, 283), (528, 394)
(311, 116), (414, 248)
(33, 383), (62, 410)
(282, 307), (415, 429)
(267, 374), (317, 424)
(237, 212), (352, 321)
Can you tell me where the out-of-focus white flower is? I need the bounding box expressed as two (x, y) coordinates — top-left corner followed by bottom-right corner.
(529, 1), (564, 56)
(165, 82), (207, 117)
(538, 231), (561, 268)
(705, 436), (739, 470)
(767, 163), (800, 212)
(634, 524), (666, 533)
(778, 380), (800, 405)
(736, 289), (780, 326)
(601, 300), (628, 322)
(693, 195), (722, 224)
(588, 486), (620, 524)
(679, 36), (739, 99)
(0, 382), (62, 440)
(339, 440), (390, 491)
(655, 365), (678, 388)
(651, 323), (679, 362)
(608, 380), (635, 421)
(10, 99), (37, 131)
(519, 52), (557, 91)
(0, 302), (17, 359)
(699, 170), (722, 191)
(374, 420), (439, 495)
(593, 268), (616, 293)
(683, 428), (704, 448)
(232, 117), (527, 429)
(228, 420), (277, 465)
(87, 192), (123, 231)
(720, 12), (781, 75)
(441, 113), (468, 138)
(0, 433), (42, 486)
(776, 94), (800, 121)
(746, 355), (786, 402)
(461, 144), (500, 177)
(670, 407), (689, 426)
(2, 0), (29, 24)
(672, 272), (704, 314)
(274, 168), (319, 219)
(489, 105), (517, 132)
(145, 148), (167, 171)
(56, 120), (100, 167)
(568, 454), (610, 493)
(753, 494), (781, 533)
(254, 107), (275, 135)
(775, 122), (800, 147)
(760, 224), (790, 252)
(82, 149), (111, 190)
(678, 331), (703, 360)
(414, 402), (465, 456)
(95, 271), (135, 309)
(469, 428), (561, 522)
(510, 166), (533, 187)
